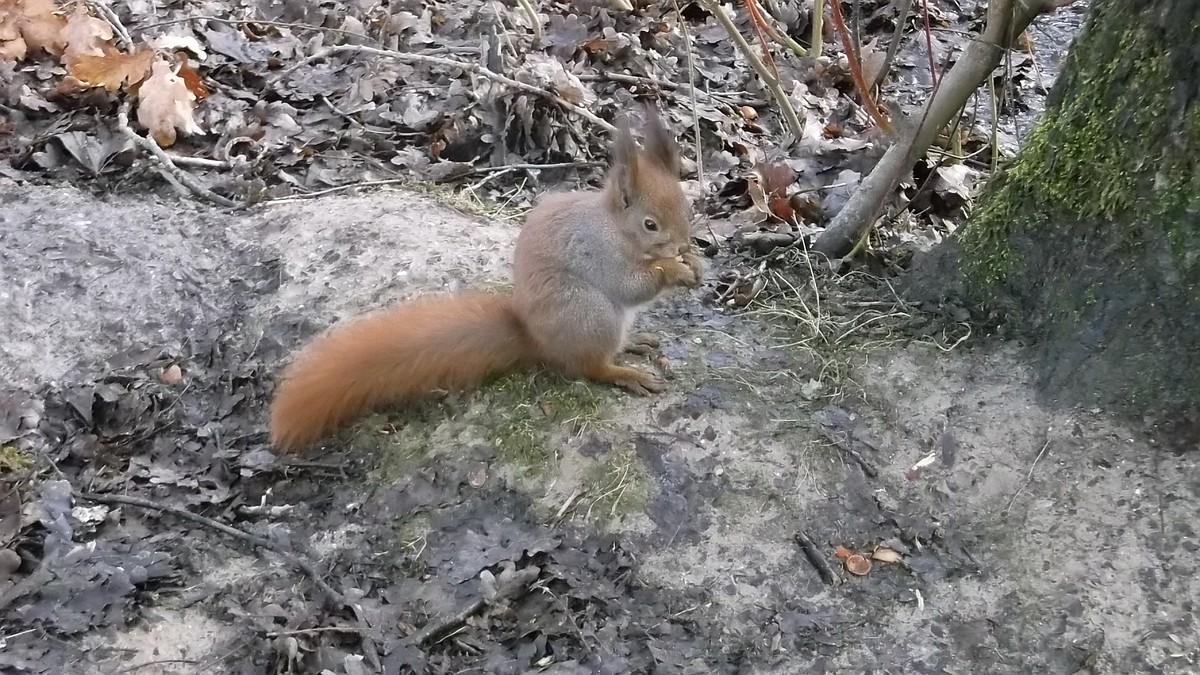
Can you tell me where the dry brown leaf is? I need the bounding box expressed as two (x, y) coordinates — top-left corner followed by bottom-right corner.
(175, 54), (209, 99)
(136, 55), (202, 147)
(61, 3), (111, 60)
(467, 463), (488, 488)
(0, 34), (26, 62)
(833, 545), (853, 560)
(67, 45), (154, 91)
(5, 0), (66, 58)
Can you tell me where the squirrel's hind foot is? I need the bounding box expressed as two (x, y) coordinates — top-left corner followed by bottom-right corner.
(582, 361), (666, 396)
(623, 332), (662, 356)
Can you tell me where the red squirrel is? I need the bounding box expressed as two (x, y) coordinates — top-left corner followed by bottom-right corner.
(269, 109), (702, 454)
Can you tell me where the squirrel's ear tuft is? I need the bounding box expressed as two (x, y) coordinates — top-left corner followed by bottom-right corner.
(610, 117), (640, 209)
(641, 106), (681, 176)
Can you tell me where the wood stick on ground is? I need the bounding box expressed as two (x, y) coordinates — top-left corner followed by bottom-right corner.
(116, 106), (238, 208)
(795, 532), (838, 585)
(75, 490), (346, 609)
(276, 45), (616, 134)
(402, 565), (539, 646)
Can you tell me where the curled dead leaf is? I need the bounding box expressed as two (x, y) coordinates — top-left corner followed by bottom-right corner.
(136, 55), (203, 147)
(175, 53), (209, 99)
(845, 554), (871, 576)
(0, 548), (21, 582)
(0, 0), (67, 60)
(160, 364), (183, 386)
(468, 463), (488, 488)
(871, 546), (903, 564)
(61, 4), (111, 61)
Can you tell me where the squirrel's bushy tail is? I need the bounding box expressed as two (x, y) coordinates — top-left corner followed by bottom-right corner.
(269, 291), (532, 453)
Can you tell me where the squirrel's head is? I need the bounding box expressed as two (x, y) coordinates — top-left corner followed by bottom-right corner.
(606, 108), (694, 260)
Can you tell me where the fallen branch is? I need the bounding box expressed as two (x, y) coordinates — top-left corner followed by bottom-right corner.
(116, 105), (238, 208)
(75, 490), (346, 609)
(812, 0), (1065, 258)
(275, 45), (616, 134)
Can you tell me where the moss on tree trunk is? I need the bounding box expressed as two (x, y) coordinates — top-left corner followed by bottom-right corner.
(938, 0), (1199, 425)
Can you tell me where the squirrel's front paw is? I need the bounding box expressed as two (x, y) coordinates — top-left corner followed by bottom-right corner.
(680, 251), (704, 285)
(651, 259), (697, 288)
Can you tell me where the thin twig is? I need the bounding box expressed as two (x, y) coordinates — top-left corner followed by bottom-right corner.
(405, 597), (488, 645)
(116, 659), (200, 674)
(579, 71), (680, 90)
(133, 15), (376, 43)
(75, 490), (346, 609)
(1003, 438), (1052, 514)
(830, 0), (892, 135)
(166, 155), (232, 169)
(116, 106), (238, 208)
(264, 178), (412, 202)
(472, 161), (602, 174)
(873, 0), (913, 91)
(265, 626), (365, 638)
(276, 45), (616, 133)
(698, 0), (804, 141)
(743, 0), (781, 80)
(921, 0), (939, 87)
(757, 6), (808, 57)
(320, 95), (390, 135)
(88, 0), (133, 49)
(671, 0), (705, 196)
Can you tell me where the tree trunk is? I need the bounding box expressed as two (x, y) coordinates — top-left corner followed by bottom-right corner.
(913, 0), (1199, 435)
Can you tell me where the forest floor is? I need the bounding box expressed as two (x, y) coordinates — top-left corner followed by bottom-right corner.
(4, 0), (1198, 674)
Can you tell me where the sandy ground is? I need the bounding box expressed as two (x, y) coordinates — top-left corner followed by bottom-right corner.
(2, 177), (1196, 674)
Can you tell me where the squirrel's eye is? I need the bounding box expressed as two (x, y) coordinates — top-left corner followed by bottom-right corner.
(643, 217), (659, 232)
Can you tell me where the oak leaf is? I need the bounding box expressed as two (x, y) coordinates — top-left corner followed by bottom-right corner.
(60, 3), (110, 60)
(0, 0), (66, 60)
(136, 55), (202, 147)
(175, 52), (209, 99)
(67, 45), (153, 91)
